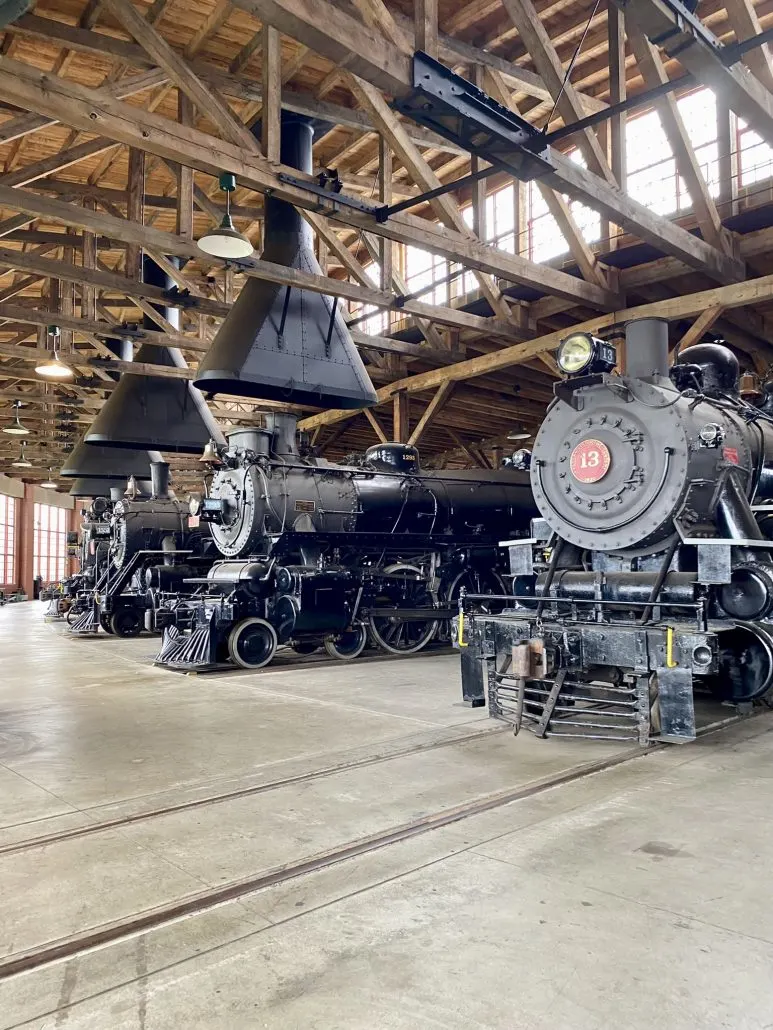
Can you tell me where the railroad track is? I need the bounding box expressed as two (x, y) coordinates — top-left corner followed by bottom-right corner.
(2, 712), (766, 983)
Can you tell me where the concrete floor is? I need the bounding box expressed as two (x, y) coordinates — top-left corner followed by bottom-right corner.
(1, 604), (773, 1028)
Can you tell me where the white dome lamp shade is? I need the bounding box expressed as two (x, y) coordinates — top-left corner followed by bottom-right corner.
(40, 467), (58, 489)
(2, 400), (29, 435)
(197, 173), (254, 261)
(11, 441), (33, 468)
(35, 325), (73, 379)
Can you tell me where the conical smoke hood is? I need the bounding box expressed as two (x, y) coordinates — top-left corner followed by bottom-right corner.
(193, 115), (377, 410)
(85, 257), (225, 453)
(60, 435), (155, 480)
(69, 477), (120, 498)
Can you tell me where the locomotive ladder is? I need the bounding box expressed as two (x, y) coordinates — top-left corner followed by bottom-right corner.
(489, 653), (651, 744)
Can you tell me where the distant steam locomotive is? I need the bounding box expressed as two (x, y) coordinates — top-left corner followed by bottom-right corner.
(155, 413), (536, 670)
(459, 317), (773, 744)
(68, 463), (215, 637)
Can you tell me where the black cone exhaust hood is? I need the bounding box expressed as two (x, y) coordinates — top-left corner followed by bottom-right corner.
(69, 477), (121, 498)
(85, 256), (226, 453)
(193, 114), (377, 409)
(60, 435), (158, 480)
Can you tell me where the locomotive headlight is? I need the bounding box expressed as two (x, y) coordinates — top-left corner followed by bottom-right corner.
(556, 332), (616, 375)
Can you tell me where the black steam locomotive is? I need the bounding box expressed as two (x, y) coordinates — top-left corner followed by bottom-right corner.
(68, 462), (215, 637)
(43, 496), (115, 620)
(458, 316), (773, 744)
(155, 412), (535, 670)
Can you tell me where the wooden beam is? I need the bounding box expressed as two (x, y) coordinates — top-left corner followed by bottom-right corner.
(0, 55), (621, 308)
(484, 68), (611, 292)
(0, 188), (540, 342)
(175, 93), (194, 238)
(81, 199), (97, 322)
(629, 29), (732, 258)
(350, 0), (408, 51)
(125, 147), (145, 282)
(499, 0), (615, 184)
(228, 0), (742, 285)
(415, 0), (438, 59)
(298, 274), (773, 432)
(608, 4), (627, 192)
(725, 0), (773, 93)
(363, 406), (388, 443)
(446, 429), (487, 468)
(407, 382), (454, 446)
(348, 74), (512, 320)
(393, 391), (409, 443)
(101, 0), (261, 154)
(617, 0), (773, 146)
(261, 24), (281, 162)
(674, 304), (725, 351)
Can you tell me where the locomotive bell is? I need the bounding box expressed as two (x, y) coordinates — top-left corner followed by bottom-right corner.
(200, 439), (224, 466)
(85, 256), (227, 454)
(193, 115), (377, 410)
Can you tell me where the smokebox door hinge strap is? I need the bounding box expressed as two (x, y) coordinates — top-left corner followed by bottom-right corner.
(277, 285), (292, 349)
(325, 297), (339, 358)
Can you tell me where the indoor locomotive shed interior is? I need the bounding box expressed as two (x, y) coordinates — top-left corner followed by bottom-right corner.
(3, 0), (773, 1026)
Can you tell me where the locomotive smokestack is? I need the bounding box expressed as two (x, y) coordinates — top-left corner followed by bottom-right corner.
(265, 412), (298, 457)
(624, 318), (670, 381)
(193, 115), (377, 410)
(150, 460), (171, 500)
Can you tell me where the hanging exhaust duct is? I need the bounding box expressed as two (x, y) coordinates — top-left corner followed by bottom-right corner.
(69, 477), (121, 498)
(85, 256), (227, 453)
(61, 432), (159, 481)
(193, 114), (377, 410)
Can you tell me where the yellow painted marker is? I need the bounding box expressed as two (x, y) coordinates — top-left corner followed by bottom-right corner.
(666, 626), (678, 668)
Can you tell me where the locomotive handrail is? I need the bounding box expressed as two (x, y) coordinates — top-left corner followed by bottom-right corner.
(458, 591), (707, 630)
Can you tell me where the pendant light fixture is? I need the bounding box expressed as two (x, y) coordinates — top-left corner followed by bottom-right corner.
(197, 173), (254, 260)
(2, 400), (29, 436)
(11, 441), (33, 468)
(35, 325), (73, 379)
(40, 467), (58, 489)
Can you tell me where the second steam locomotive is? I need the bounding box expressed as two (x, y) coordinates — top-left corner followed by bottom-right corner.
(155, 413), (535, 670)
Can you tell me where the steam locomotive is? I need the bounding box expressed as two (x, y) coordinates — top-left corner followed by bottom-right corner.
(154, 412), (536, 670)
(458, 316), (773, 744)
(43, 496), (115, 620)
(68, 462), (216, 637)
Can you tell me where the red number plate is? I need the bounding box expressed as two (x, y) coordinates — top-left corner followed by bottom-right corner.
(570, 438), (611, 483)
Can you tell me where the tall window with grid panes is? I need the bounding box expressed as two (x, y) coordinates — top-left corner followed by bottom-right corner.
(33, 503), (67, 584)
(0, 494), (15, 587)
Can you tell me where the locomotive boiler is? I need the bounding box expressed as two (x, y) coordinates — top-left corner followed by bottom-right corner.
(68, 462), (215, 637)
(155, 412), (536, 671)
(458, 316), (773, 744)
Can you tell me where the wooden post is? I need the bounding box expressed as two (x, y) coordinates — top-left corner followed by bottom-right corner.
(378, 135), (393, 292)
(393, 391), (409, 443)
(262, 25), (281, 163)
(415, 0), (438, 58)
(471, 67), (487, 246)
(176, 93), (194, 238)
(608, 5), (626, 192)
(125, 147), (145, 281)
(81, 198), (97, 322)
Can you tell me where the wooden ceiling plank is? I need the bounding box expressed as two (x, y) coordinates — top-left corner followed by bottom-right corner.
(101, 0), (261, 154)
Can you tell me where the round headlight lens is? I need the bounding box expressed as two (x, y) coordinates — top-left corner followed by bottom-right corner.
(557, 333), (594, 373)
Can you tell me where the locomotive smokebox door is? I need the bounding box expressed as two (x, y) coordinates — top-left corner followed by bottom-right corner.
(531, 380), (690, 555)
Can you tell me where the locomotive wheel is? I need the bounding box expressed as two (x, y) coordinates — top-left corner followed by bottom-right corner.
(228, 617), (278, 670)
(99, 613), (114, 634)
(109, 608), (142, 638)
(65, 606), (82, 626)
(368, 564), (438, 656)
(324, 623), (367, 661)
(713, 622), (773, 702)
(444, 568), (507, 614)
